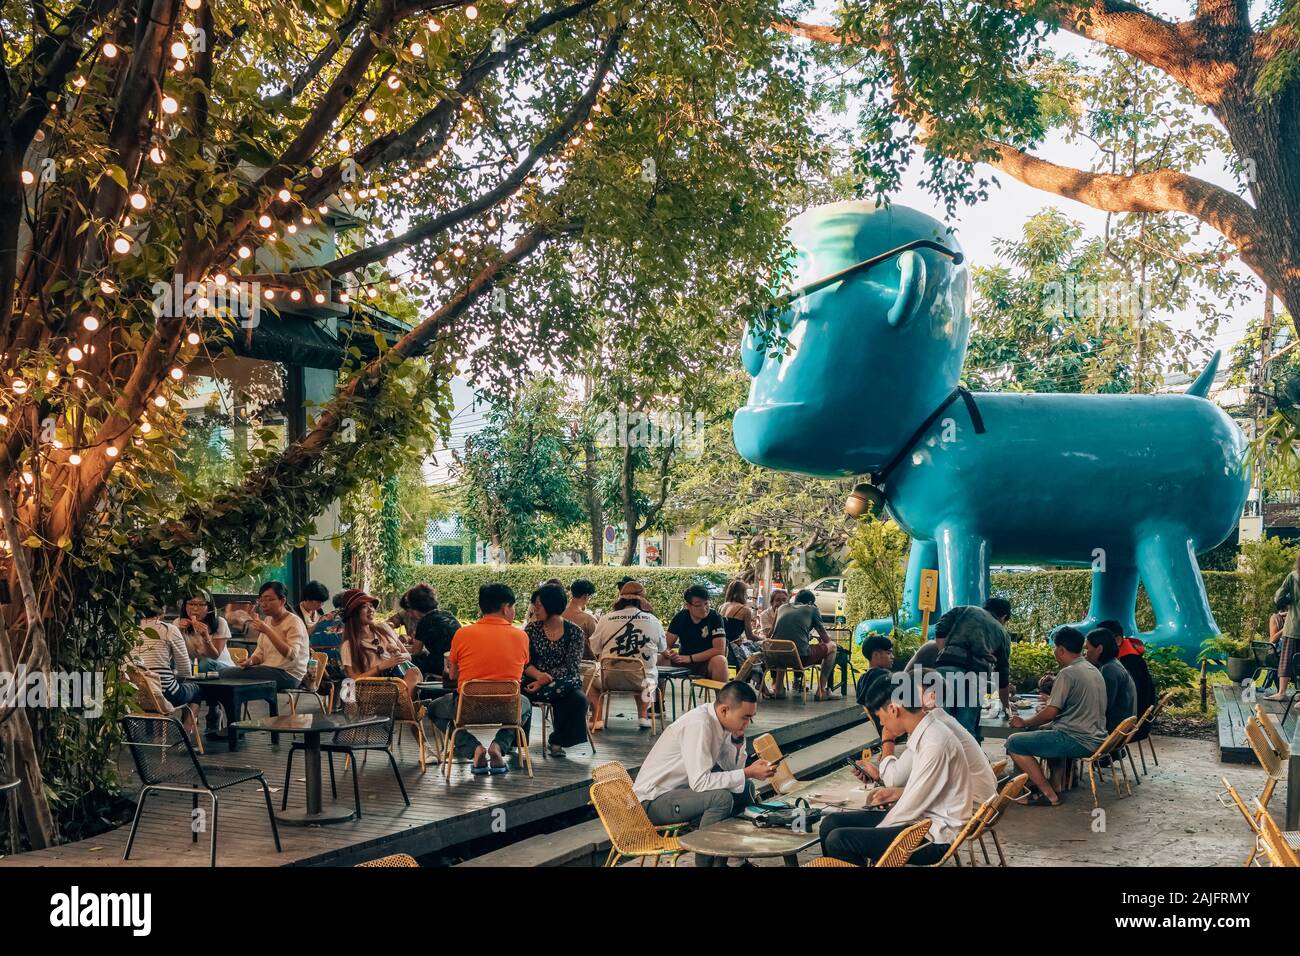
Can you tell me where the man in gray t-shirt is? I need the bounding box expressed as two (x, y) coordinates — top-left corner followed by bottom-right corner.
(1084, 628), (1138, 731)
(771, 591), (838, 700)
(1003, 626), (1107, 806)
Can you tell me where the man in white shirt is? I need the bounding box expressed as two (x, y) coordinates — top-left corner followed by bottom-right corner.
(818, 677), (972, 866)
(856, 668), (997, 812)
(633, 680), (777, 866)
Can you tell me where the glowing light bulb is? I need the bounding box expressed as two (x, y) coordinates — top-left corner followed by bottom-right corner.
(161, 95), (178, 114)
(237, 245), (252, 259)
(263, 289), (274, 300)
(113, 236), (131, 254)
(187, 332), (200, 345)
(410, 41), (423, 56)
(434, 259), (445, 270)
(363, 108), (377, 124)
(129, 192), (147, 209)
(106, 445), (119, 458)
(214, 273), (227, 285)
(287, 223), (297, 234)
(154, 395), (167, 407)
(317, 204), (329, 214)
(386, 74), (400, 90)
(21, 170), (34, 185)
(277, 188), (291, 202)
(427, 17), (441, 31)
(169, 367), (184, 380)
(149, 146), (166, 164)
(103, 42), (119, 57)
(83, 315), (100, 331)
(172, 59), (186, 72)
(67, 346), (83, 361)
(100, 280), (116, 293)
(170, 40), (188, 59)
(337, 137), (351, 153)
(314, 292), (326, 304)
(185, 0), (201, 8)
(290, 290), (302, 301)
(140, 422), (152, 433)
(12, 379), (28, 395)
(183, 22), (196, 35)
(69, 453), (81, 465)
(339, 292), (350, 302)
(258, 214), (272, 228)
(73, 76), (86, 88)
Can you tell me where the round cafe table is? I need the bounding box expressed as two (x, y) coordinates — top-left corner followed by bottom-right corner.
(232, 713), (390, 825)
(677, 815), (822, 867)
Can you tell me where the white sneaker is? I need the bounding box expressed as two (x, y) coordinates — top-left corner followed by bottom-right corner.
(638, 717), (652, 729)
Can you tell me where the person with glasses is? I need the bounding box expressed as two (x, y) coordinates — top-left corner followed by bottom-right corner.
(176, 590), (234, 734)
(217, 581), (309, 691)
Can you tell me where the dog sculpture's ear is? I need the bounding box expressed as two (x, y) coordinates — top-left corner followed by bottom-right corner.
(886, 249), (926, 327)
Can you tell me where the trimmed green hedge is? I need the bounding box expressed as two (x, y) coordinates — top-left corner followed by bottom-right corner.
(392, 564), (736, 623)
(846, 567), (1247, 644)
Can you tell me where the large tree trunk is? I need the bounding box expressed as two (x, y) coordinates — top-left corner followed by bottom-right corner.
(620, 442), (639, 566)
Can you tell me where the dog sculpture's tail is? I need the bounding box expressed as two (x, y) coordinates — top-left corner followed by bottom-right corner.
(1186, 351), (1222, 398)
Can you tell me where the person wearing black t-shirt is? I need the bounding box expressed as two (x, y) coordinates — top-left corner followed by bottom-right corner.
(401, 583), (461, 678)
(665, 585), (729, 682)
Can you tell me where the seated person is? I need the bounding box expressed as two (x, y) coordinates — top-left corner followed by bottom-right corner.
(430, 583), (531, 775)
(632, 680), (777, 866)
(904, 632), (945, 672)
(298, 579), (330, 630)
(1005, 625), (1107, 806)
(135, 608), (201, 712)
(401, 583), (460, 678)
(855, 635), (895, 730)
(176, 590), (233, 732)
(217, 581), (309, 691)
(1098, 618), (1157, 739)
(756, 588), (788, 640)
(665, 585), (729, 683)
(587, 581), (666, 730)
(310, 590), (347, 666)
(1085, 628), (1137, 732)
(769, 589), (838, 701)
(819, 678), (972, 866)
(339, 590), (421, 695)
(563, 579), (599, 655)
(524, 584), (590, 757)
(857, 668), (997, 813)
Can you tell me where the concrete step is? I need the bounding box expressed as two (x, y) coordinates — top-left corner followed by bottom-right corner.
(455, 720), (879, 867)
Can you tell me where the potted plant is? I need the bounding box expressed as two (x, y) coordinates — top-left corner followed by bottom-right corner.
(1198, 635), (1255, 683)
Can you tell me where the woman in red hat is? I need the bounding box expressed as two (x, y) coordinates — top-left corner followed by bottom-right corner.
(339, 590), (421, 695)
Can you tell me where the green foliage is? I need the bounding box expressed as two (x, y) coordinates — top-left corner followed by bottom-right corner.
(393, 563), (734, 623)
(455, 378), (585, 561)
(845, 567), (1247, 644)
(1198, 634), (1251, 662)
(1236, 536), (1298, 641)
(1146, 646), (1198, 693)
(1009, 641), (1058, 693)
(844, 516), (910, 627)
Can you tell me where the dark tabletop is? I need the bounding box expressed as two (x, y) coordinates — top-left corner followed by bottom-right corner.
(196, 678), (276, 690)
(657, 666), (692, 679)
(232, 714), (389, 733)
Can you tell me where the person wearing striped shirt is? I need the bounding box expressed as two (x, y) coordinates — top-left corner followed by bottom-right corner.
(135, 614), (200, 707)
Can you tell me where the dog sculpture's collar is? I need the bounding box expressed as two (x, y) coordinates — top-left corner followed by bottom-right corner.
(874, 387), (986, 489)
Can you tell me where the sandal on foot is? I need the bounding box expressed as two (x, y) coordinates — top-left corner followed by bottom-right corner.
(1024, 790), (1060, 807)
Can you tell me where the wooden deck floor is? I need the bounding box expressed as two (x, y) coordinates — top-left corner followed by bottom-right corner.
(0, 691), (865, 868)
(1214, 683), (1294, 764)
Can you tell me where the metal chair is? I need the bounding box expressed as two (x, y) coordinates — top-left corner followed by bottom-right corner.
(536, 696), (597, 758)
(589, 761), (685, 866)
(122, 715), (281, 866)
(596, 657), (657, 734)
(1078, 716), (1138, 806)
(124, 662), (203, 754)
(760, 639), (820, 702)
(282, 679), (409, 819)
(441, 679), (533, 780)
(1253, 640), (1280, 692)
(355, 676), (431, 772)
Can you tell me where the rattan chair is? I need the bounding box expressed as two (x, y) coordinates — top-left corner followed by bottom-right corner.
(1134, 689), (1176, 768)
(760, 639), (819, 702)
(1079, 715), (1138, 807)
(1219, 776), (1267, 866)
(806, 856), (857, 867)
(930, 806), (988, 866)
(122, 714), (280, 866)
(356, 853), (419, 867)
(353, 677), (432, 772)
(284, 651), (332, 716)
(228, 647), (249, 664)
(124, 662), (203, 754)
(1255, 704), (1291, 760)
(1120, 704), (1155, 776)
(282, 679), (408, 819)
(1255, 799), (1300, 867)
(1243, 717), (1286, 815)
(688, 677), (727, 706)
(875, 819), (932, 866)
(972, 772), (1029, 866)
(591, 759), (635, 786)
(441, 679), (533, 780)
(596, 656), (657, 734)
(589, 762), (685, 866)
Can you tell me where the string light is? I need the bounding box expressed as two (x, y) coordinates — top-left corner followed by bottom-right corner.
(183, 22), (196, 36)
(73, 76), (86, 88)
(140, 422), (152, 434)
(20, 170), (34, 185)
(410, 41), (424, 56)
(169, 367), (184, 380)
(386, 74), (401, 90)
(170, 41), (188, 59)
(0, 415), (6, 426)
(336, 137), (351, 153)
(427, 17), (441, 31)
(67, 346), (83, 361)
(161, 95), (179, 114)
(83, 315), (100, 331)
(103, 42), (119, 58)
(106, 446), (119, 458)
(238, 245), (252, 258)
(69, 453), (81, 465)
(185, 0), (201, 8)
(214, 273), (227, 285)
(313, 292), (326, 304)
(363, 107), (377, 123)
(149, 146), (166, 164)
(466, 4), (478, 19)
(129, 192), (147, 210)
(186, 332), (200, 345)
(153, 395), (167, 407)
(113, 236), (131, 254)
(277, 188), (291, 202)
(258, 214), (272, 228)
(12, 379), (27, 395)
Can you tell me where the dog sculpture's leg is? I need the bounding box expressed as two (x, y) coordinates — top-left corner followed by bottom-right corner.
(1067, 560), (1139, 637)
(936, 525), (990, 610)
(856, 539), (938, 641)
(1136, 524), (1219, 655)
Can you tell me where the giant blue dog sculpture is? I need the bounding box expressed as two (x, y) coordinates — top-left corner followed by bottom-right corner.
(733, 201), (1250, 660)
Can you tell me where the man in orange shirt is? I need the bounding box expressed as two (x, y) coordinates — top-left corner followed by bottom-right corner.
(430, 583), (531, 775)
